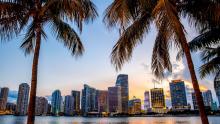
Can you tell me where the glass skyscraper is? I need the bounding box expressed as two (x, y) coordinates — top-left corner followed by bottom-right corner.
(192, 90), (214, 110)
(16, 83), (30, 115)
(0, 87), (9, 111)
(144, 91), (150, 111)
(64, 95), (74, 116)
(51, 90), (62, 115)
(97, 90), (108, 113)
(35, 96), (48, 115)
(202, 90), (213, 107)
(128, 96), (141, 114)
(71, 90), (80, 113)
(81, 84), (98, 115)
(150, 88), (166, 113)
(108, 86), (122, 113)
(192, 92), (198, 110)
(115, 74), (129, 113)
(169, 80), (187, 109)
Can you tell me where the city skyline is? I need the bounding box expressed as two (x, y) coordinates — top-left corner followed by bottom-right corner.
(0, 77), (219, 117)
(2, 78), (219, 109)
(0, 0), (218, 107)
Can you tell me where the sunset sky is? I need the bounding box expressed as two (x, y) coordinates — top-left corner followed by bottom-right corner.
(0, 0), (218, 106)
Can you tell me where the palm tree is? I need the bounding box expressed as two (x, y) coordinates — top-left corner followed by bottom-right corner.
(104, 0), (220, 123)
(0, 0), (97, 124)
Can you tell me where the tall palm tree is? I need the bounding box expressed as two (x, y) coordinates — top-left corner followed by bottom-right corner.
(180, 13), (220, 102)
(0, 0), (97, 124)
(104, 0), (220, 123)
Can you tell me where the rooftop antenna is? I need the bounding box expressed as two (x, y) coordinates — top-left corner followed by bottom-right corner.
(152, 78), (160, 89)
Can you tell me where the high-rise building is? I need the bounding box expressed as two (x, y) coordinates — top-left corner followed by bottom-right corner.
(81, 84), (98, 114)
(47, 103), (51, 114)
(192, 90), (214, 110)
(35, 97), (48, 115)
(115, 74), (129, 113)
(16, 83), (30, 115)
(97, 90), (108, 113)
(214, 72), (220, 106)
(0, 87), (9, 111)
(64, 95), (74, 116)
(192, 92), (198, 110)
(108, 86), (122, 113)
(144, 91), (150, 111)
(6, 103), (16, 112)
(169, 80), (188, 110)
(211, 101), (218, 111)
(128, 96), (141, 114)
(151, 88), (165, 108)
(71, 90), (80, 113)
(51, 90), (62, 115)
(150, 88), (166, 113)
(202, 90), (213, 107)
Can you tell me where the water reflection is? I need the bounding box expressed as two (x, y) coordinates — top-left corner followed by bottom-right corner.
(0, 116), (219, 124)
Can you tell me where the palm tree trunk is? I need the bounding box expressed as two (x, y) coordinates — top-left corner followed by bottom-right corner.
(182, 39), (209, 124)
(27, 24), (41, 124)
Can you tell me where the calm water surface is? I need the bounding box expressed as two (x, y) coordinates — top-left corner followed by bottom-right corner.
(0, 115), (220, 124)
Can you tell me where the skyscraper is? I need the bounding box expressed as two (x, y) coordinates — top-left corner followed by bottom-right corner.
(97, 90), (108, 113)
(144, 91), (150, 111)
(16, 83), (30, 115)
(71, 90), (80, 113)
(169, 80), (187, 110)
(115, 74), (129, 113)
(192, 90), (213, 110)
(192, 92), (198, 110)
(150, 88), (166, 113)
(108, 86), (122, 113)
(51, 90), (62, 115)
(214, 71), (220, 106)
(64, 95), (74, 116)
(35, 97), (48, 115)
(202, 90), (213, 107)
(128, 96), (141, 114)
(0, 87), (9, 111)
(81, 84), (98, 114)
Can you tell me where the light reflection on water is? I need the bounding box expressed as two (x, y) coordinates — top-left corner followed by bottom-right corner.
(0, 115), (220, 124)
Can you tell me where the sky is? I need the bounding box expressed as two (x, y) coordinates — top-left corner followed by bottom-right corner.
(0, 0), (218, 107)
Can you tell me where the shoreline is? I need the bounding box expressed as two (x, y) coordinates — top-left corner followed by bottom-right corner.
(1, 114), (220, 117)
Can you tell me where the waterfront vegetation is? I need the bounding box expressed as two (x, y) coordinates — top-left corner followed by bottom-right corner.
(104, 1), (220, 124)
(0, 0), (97, 124)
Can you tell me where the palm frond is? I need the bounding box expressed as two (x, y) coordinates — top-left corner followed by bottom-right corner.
(200, 47), (220, 63)
(153, 0), (185, 51)
(20, 23), (36, 55)
(111, 12), (152, 70)
(0, 1), (28, 41)
(44, 0), (97, 32)
(152, 0), (188, 79)
(189, 28), (220, 52)
(180, 0), (220, 31)
(50, 17), (84, 57)
(103, 0), (146, 29)
(199, 57), (220, 78)
(151, 19), (172, 79)
(20, 22), (47, 55)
